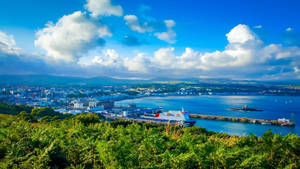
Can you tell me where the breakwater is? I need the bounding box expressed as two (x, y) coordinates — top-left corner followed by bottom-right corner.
(189, 114), (295, 127)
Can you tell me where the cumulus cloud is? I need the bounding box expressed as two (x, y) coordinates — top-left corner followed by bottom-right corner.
(152, 47), (176, 66)
(124, 53), (150, 73)
(154, 20), (176, 43)
(0, 31), (20, 55)
(86, 24), (300, 80)
(85, 0), (123, 17)
(35, 11), (112, 63)
(3, 23), (300, 80)
(91, 49), (123, 67)
(226, 24), (256, 43)
(124, 15), (154, 33)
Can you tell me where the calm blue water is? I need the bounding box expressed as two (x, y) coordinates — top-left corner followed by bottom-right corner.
(116, 96), (300, 136)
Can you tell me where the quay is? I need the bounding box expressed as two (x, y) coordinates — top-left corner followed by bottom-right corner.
(104, 115), (185, 126)
(189, 114), (295, 127)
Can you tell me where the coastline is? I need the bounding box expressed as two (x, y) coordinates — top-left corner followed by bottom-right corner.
(118, 94), (300, 103)
(116, 95), (300, 136)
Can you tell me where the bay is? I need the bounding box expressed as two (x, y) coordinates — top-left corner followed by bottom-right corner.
(116, 95), (300, 136)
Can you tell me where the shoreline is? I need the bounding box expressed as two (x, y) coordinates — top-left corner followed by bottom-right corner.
(117, 94), (300, 103)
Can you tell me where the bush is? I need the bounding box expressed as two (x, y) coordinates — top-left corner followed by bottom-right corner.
(0, 117), (299, 168)
(75, 113), (100, 125)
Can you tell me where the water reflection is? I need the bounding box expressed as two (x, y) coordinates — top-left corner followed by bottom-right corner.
(116, 96), (300, 136)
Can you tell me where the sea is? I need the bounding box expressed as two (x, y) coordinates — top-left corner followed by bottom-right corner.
(116, 95), (300, 136)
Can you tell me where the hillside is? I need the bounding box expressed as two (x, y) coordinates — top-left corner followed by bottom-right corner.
(0, 113), (299, 168)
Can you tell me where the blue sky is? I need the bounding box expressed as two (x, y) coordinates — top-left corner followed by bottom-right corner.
(0, 0), (300, 80)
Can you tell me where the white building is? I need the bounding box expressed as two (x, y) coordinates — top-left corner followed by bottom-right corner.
(74, 103), (84, 109)
(123, 111), (128, 117)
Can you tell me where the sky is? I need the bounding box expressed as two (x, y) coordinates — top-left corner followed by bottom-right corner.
(0, 0), (300, 80)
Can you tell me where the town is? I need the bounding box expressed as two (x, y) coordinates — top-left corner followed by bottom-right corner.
(0, 83), (299, 119)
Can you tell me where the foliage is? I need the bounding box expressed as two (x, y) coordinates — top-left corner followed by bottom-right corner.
(18, 111), (37, 122)
(74, 113), (101, 125)
(0, 116), (299, 168)
(0, 104), (33, 115)
(0, 104), (73, 123)
(31, 107), (72, 121)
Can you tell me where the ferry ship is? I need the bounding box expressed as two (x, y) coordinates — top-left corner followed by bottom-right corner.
(140, 108), (196, 127)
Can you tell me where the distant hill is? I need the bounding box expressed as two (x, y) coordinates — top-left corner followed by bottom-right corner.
(0, 74), (149, 86)
(0, 74), (299, 86)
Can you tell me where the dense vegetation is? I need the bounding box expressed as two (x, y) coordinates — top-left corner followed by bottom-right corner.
(0, 103), (33, 115)
(0, 104), (73, 122)
(0, 112), (299, 168)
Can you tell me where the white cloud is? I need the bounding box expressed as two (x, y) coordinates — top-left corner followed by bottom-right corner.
(91, 49), (123, 67)
(5, 22), (297, 80)
(155, 20), (176, 43)
(85, 0), (123, 17)
(263, 44), (300, 60)
(164, 20), (175, 28)
(152, 47), (176, 67)
(35, 11), (112, 63)
(86, 24), (300, 80)
(286, 27), (292, 32)
(0, 30), (20, 55)
(124, 53), (150, 73)
(254, 25), (262, 29)
(124, 15), (154, 33)
(85, 49), (150, 73)
(226, 24), (256, 43)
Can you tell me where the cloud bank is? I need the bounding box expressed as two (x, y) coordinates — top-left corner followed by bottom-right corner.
(84, 24), (300, 80)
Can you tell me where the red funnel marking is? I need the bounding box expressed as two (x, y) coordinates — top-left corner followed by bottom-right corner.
(154, 113), (160, 117)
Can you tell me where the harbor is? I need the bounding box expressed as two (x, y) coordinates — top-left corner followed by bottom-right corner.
(98, 101), (295, 128)
(91, 100), (296, 128)
(103, 112), (295, 128)
(116, 96), (299, 136)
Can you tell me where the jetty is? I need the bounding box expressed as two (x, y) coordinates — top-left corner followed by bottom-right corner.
(189, 114), (295, 127)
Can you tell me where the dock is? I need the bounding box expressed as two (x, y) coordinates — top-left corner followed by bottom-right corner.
(189, 114), (295, 127)
(104, 115), (184, 126)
